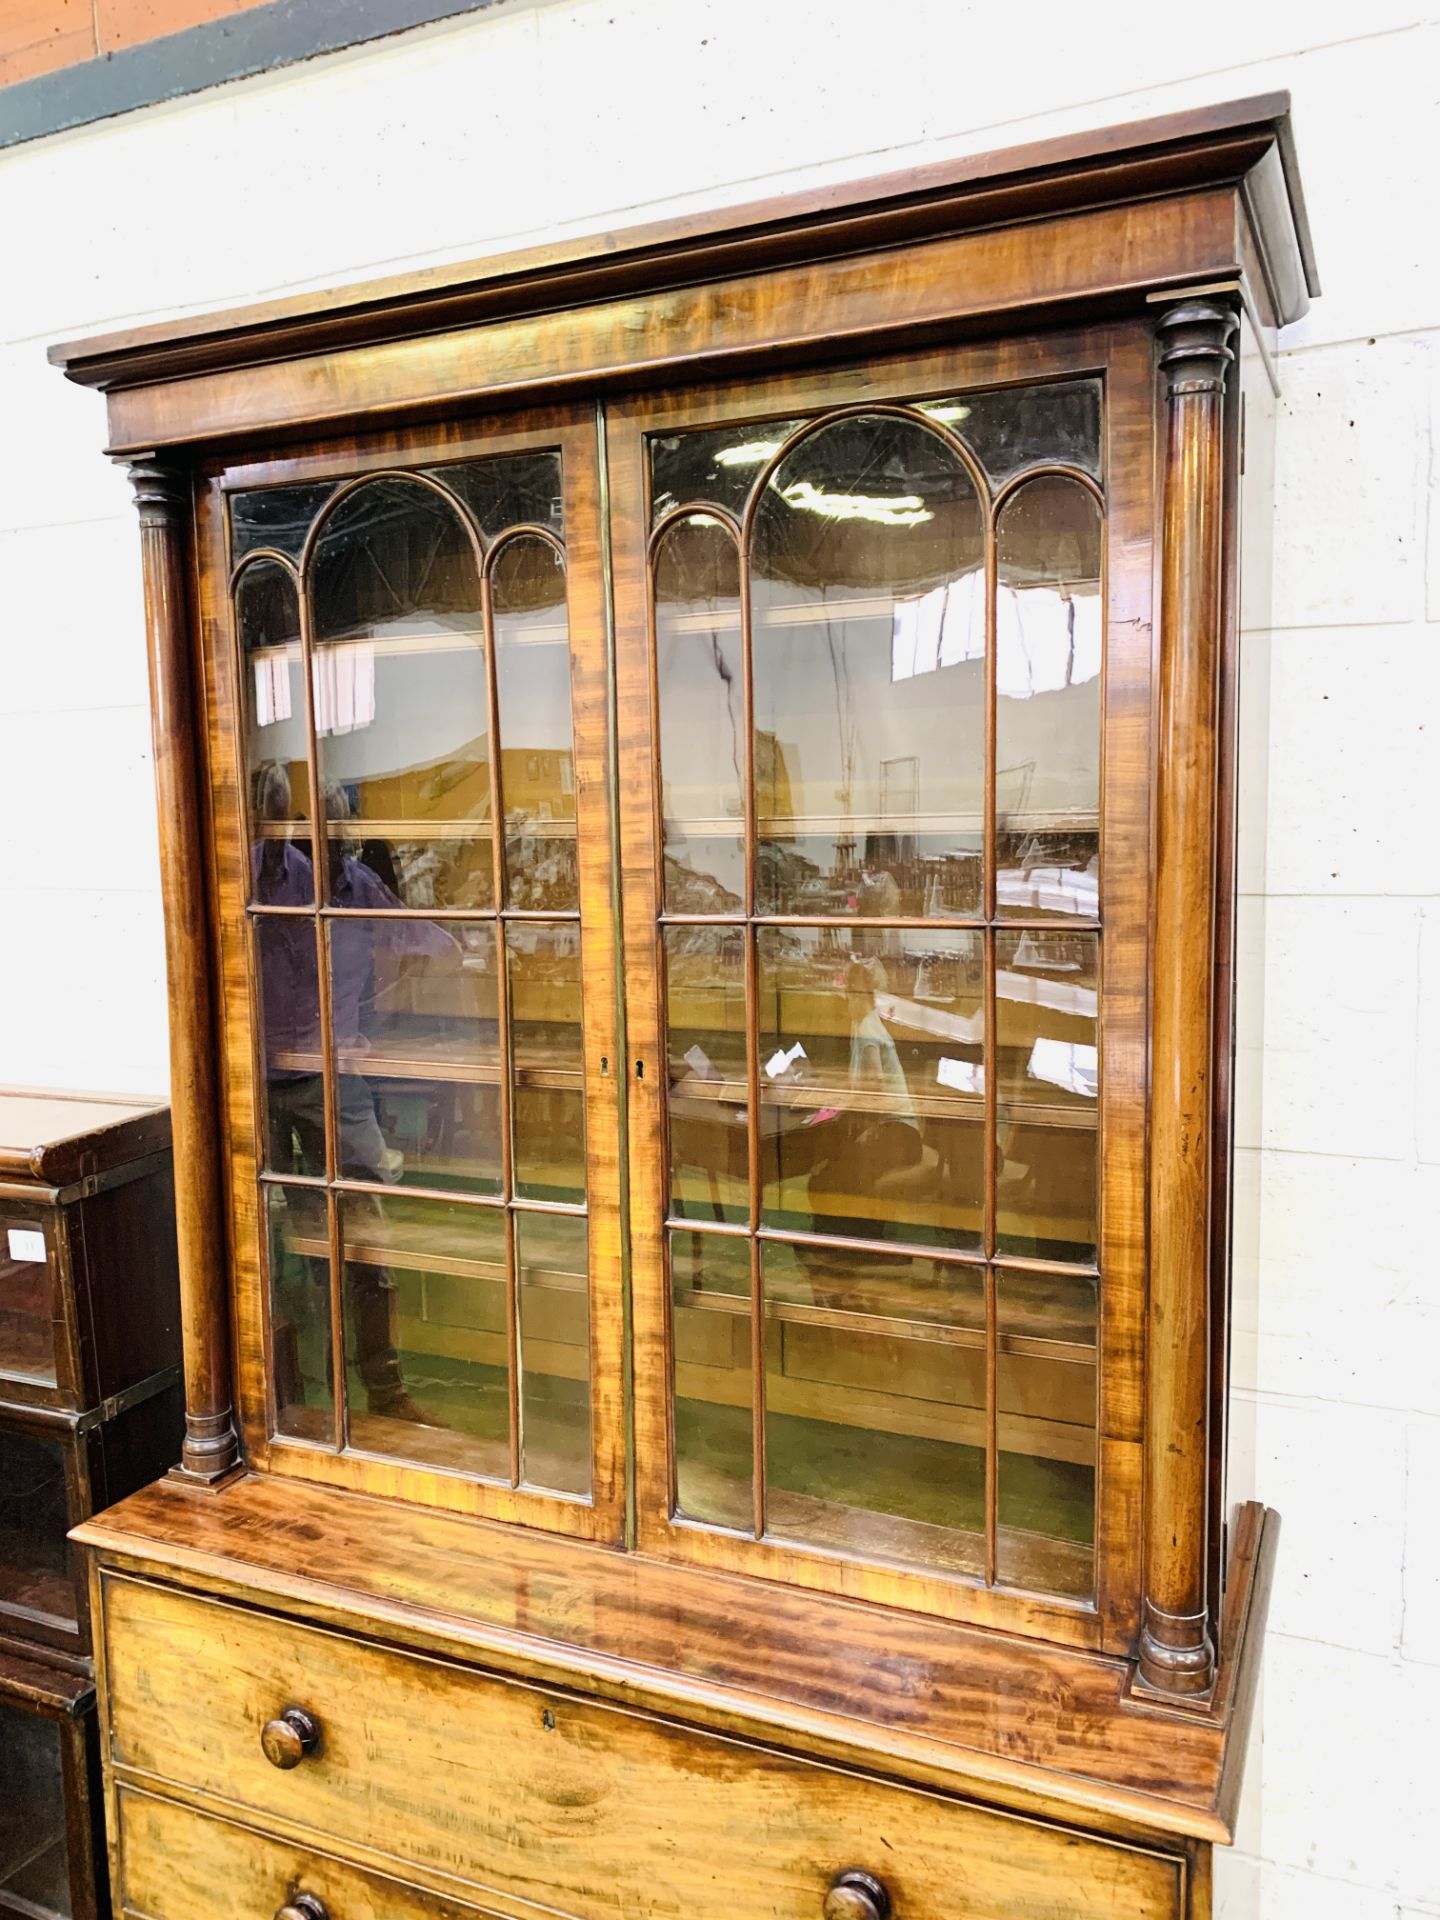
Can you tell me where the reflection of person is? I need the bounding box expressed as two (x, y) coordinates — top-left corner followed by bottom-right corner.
(254, 767), (458, 1423)
(799, 955), (924, 1249)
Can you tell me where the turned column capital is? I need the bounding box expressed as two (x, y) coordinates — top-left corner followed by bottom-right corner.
(125, 455), (190, 529)
(1156, 298), (1238, 398)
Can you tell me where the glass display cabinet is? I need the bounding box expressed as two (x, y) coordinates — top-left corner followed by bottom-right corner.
(0, 1651), (106, 1920)
(56, 95), (1312, 1920)
(0, 1093), (183, 1920)
(0, 1092), (183, 1663)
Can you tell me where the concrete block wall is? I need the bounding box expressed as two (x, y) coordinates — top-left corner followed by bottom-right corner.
(0, 3), (1434, 1910)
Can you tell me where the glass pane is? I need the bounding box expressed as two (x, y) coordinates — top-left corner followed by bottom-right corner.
(423, 450), (563, 543)
(996, 1267), (1096, 1598)
(922, 378), (1102, 486)
(671, 1229), (752, 1531)
(265, 1182), (333, 1444)
(509, 922), (585, 1204)
(995, 929), (1098, 1263)
(650, 417), (805, 524)
(664, 926), (748, 1225)
(342, 1191), (509, 1477)
(654, 514), (745, 911)
(0, 1218), (57, 1385)
(995, 475), (1103, 920)
(311, 476), (494, 911)
(757, 926), (984, 1251)
(0, 1702), (71, 1919)
(231, 480), (335, 565)
(492, 536), (578, 911)
(762, 1241), (985, 1575)
(751, 414), (985, 916)
(255, 918), (326, 1178)
(0, 1426), (75, 1632)
(238, 559), (312, 906)
(328, 917), (501, 1195)
(518, 1210), (590, 1497)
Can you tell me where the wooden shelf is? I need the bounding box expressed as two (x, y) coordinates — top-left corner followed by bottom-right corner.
(254, 816), (576, 842)
(669, 1070), (1095, 1130)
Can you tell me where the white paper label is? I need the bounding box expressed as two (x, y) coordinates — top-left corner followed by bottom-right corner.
(764, 1042), (807, 1079)
(936, 1056), (982, 1094)
(6, 1228), (45, 1264)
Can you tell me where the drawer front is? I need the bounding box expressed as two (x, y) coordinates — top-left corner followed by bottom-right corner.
(116, 1787), (506, 1920)
(104, 1576), (1183, 1920)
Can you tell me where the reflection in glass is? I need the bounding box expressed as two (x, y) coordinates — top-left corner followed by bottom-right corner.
(762, 1241), (985, 1575)
(493, 536), (578, 911)
(239, 559), (312, 905)
(0, 1220), (56, 1385)
(310, 476), (493, 911)
(231, 481), (336, 565)
(757, 926), (984, 1250)
(254, 917), (325, 1178)
(671, 1230), (752, 1531)
(0, 1425), (74, 1632)
(996, 1267), (1096, 1597)
(342, 1191), (509, 1476)
(995, 475), (1102, 920)
(509, 921), (586, 1204)
(664, 926), (748, 1225)
(921, 379), (1102, 486)
(654, 514), (744, 910)
(995, 928), (1098, 1263)
(650, 418), (806, 524)
(0, 1702), (70, 1919)
(751, 415), (985, 916)
(265, 1182), (333, 1444)
(423, 450), (563, 544)
(327, 916), (501, 1196)
(518, 1210), (590, 1496)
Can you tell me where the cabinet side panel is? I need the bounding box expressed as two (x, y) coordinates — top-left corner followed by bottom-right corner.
(1220, 313), (1276, 1586)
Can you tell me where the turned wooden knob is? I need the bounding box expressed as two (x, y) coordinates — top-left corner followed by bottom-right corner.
(824, 1869), (890, 1920)
(274, 1898), (328, 1920)
(260, 1706), (321, 1770)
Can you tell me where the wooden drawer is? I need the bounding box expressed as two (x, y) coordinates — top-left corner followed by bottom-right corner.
(103, 1576), (1184, 1920)
(116, 1786), (509, 1920)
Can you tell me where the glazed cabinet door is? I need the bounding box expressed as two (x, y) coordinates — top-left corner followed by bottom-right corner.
(199, 409), (624, 1540)
(612, 328), (1155, 1646)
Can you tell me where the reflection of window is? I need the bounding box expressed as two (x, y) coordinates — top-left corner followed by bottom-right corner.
(1027, 1036), (1098, 1099)
(312, 641), (376, 737)
(890, 573), (986, 681)
(996, 583), (1101, 698)
(253, 653), (293, 728)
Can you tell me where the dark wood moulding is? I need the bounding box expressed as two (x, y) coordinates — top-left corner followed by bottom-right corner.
(51, 95), (1314, 456)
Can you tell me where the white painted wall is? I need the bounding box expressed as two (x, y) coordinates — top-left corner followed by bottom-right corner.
(0, 2), (1435, 1912)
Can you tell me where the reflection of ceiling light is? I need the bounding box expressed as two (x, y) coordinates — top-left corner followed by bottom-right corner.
(781, 479), (934, 527)
(714, 440), (785, 467)
(920, 402), (971, 424)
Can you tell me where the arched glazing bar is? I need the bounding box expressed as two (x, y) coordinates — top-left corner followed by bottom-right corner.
(648, 398), (1107, 1598)
(233, 551), (311, 906)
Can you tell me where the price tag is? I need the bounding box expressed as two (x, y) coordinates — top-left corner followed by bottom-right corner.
(6, 1227), (45, 1263)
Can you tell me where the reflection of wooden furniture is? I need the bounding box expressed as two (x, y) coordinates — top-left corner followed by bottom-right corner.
(0, 1094), (184, 1920)
(56, 98), (1308, 1920)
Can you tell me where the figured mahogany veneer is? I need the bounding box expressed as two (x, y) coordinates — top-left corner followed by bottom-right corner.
(53, 90), (1307, 1920)
(76, 1476), (1274, 1848)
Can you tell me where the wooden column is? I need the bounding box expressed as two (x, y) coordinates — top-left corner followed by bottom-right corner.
(1139, 299), (1237, 1698)
(128, 457), (242, 1487)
